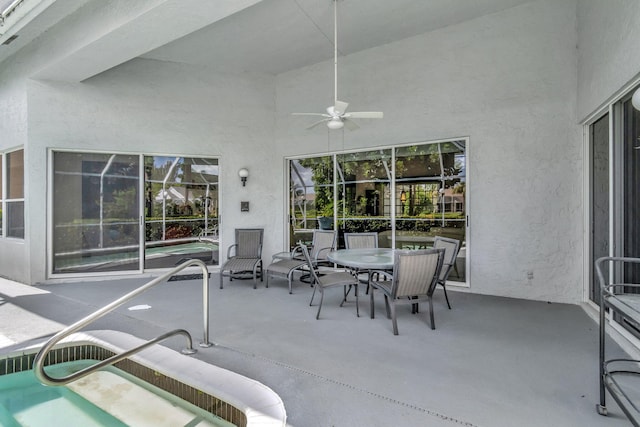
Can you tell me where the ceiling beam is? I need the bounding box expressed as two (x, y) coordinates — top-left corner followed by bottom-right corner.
(33, 0), (263, 82)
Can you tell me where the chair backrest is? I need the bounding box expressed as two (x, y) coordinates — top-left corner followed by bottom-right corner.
(344, 232), (378, 249)
(300, 244), (323, 285)
(433, 236), (460, 281)
(235, 228), (263, 258)
(311, 229), (337, 261)
(391, 248), (445, 299)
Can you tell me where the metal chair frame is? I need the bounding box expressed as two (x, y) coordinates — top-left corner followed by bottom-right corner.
(369, 248), (445, 335)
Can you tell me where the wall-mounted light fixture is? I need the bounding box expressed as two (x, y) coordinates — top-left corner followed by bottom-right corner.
(238, 168), (249, 186)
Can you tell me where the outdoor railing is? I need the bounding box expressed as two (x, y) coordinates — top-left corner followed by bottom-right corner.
(33, 258), (212, 386)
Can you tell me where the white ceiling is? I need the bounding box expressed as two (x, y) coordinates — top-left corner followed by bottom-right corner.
(1, 0), (535, 81)
(141, 0), (534, 75)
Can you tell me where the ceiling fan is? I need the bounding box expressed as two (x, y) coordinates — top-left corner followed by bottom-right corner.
(293, 0), (383, 131)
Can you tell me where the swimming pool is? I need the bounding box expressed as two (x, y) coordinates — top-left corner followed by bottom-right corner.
(0, 331), (286, 426)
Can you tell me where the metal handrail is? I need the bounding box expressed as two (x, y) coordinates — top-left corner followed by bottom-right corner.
(33, 258), (213, 386)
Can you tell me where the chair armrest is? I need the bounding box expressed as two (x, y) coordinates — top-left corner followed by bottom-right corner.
(370, 270), (393, 280)
(227, 243), (238, 258)
(290, 245), (303, 257)
(314, 246), (333, 262)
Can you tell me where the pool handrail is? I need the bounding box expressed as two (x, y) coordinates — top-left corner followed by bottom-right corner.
(33, 258), (213, 386)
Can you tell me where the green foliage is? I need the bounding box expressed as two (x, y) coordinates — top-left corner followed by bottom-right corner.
(103, 187), (138, 219)
(338, 219), (390, 233)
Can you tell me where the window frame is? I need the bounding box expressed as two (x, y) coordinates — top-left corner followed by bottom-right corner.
(286, 136), (469, 287)
(47, 148), (220, 279)
(0, 147), (25, 240)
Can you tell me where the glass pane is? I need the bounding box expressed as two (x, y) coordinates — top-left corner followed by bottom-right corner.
(396, 142), (465, 181)
(337, 150), (391, 182)
(624, 98), (640, 260)
(7, 149), (23, 199)
(0, 156), (3, 237)
(336, 150), (392, 248)
(6, 201), (23, 238)
(144, 156), (219, 268)
(590, 113), (609, 304)
(339, 219), (392, 248)
(611, 96), (640, 337)
(395, 141), (466, 282)
(290, 156), (333, 247)
(622, 98), (640, 303)
(52, 152), (140, 273)
(287, 139), (467, 282)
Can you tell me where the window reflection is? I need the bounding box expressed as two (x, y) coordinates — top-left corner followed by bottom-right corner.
(52, 152), (140, 273)
(289, 139), (467, 282)
(51, 152), (220, 274)
(144, 156), (219, 269)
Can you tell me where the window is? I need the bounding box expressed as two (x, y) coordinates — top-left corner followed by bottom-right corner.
(288, 138), (467, 283)
(144, 155), (219, 269)
(589, 113), (609, 305)
(588, 87), (640, 338)
(52, 152), (140, 273)
(1, 149), (25, 239)
(51, 151), (219, 275)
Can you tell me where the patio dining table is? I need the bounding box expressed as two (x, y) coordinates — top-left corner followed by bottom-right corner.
(327, 248), (395, 271)
(327, 248), (395, 302)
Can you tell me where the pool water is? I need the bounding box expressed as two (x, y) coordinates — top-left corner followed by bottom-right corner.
(0, 361), (233, 427)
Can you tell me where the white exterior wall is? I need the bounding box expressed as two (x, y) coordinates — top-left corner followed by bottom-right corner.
(276, 0), (582, 302)
(577, 0), (640, 120)
(0, 80), (29, 283)
(26, 59), (276, 283)
(4, 0), (628, 304)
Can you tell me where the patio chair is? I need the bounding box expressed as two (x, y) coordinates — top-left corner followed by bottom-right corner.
(297, 229), (337, 282)
(344, 232), (378, 249)
(433, 236), (461, 309)
(219, 228), (264, 289)
(308, 229), (338, 267)
(301, 244), (360, 319)
(344, 232), (379, 291)
(265, 245), (307, 294)
(369, 248), (445, 335)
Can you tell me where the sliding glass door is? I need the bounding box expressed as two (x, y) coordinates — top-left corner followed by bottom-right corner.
(51, 151), (219, 275)
(144, 156), (219, 269)
(588, 89), (640, 337)
(52, 152), (141, 273)
(288, 138), (467, 283)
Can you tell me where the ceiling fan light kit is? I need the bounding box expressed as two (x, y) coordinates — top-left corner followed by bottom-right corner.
(327, 117), (344, 130)
(292, 0), (383, 131)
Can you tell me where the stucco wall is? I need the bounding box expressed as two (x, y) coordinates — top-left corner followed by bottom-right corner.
(0, 80), (29, 284)
(276, 0), (583, 302)
(577, 0), (640, 120)
(0, 0), (598, 304)
(26, 59), (277, 283)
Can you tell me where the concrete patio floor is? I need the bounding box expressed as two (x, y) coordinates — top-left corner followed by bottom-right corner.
(0, 273), (635, 426)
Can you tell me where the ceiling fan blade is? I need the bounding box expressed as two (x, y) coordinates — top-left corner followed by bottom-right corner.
(292, 112), (331, 117)
(343, 118), (360, 131)
(345, 111), (384, 119)
(334, 100), (349, 115)
(306, 118), (330, 130)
